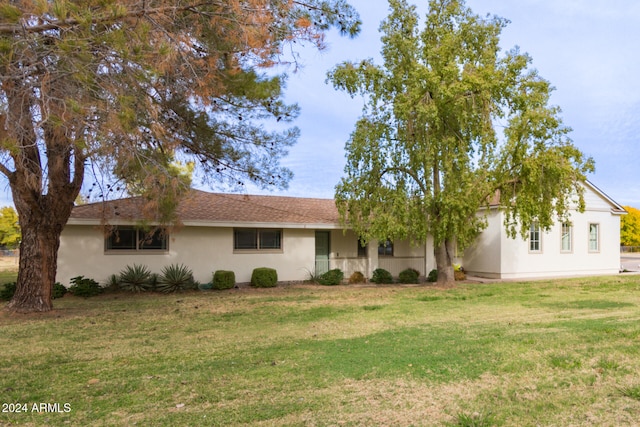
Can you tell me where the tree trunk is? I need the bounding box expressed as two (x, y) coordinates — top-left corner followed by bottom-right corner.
(1, 57), (85, 313)
(434, 238), (455, 285)
(5, 210), (65, 313)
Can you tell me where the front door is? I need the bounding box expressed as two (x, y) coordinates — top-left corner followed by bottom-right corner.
(315, 231), (330, 275)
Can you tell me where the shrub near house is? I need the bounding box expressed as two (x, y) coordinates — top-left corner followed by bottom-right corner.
(371, 268), (393, 284)
(318, 269), (344, 286)
(213, 270), (236, 290)
(68, 276), (102, 297)
(348, 271), (366, 284)
(398, 268), (420, 284)
(251, 268), (278, 288)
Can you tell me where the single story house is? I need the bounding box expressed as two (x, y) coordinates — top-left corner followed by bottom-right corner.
(56, 180), (625, 285)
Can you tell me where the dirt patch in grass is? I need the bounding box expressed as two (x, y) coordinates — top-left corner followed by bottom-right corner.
(248, 374), (502, 426)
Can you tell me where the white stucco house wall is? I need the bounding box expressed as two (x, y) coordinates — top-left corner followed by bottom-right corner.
(57, 191), (434, 285)
(56, 181), (624, 286)
(462, 181), (626, 279)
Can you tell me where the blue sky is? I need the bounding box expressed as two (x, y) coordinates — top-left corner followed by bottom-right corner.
(1, 0), (637, 208)
(244, 0), (640, 207)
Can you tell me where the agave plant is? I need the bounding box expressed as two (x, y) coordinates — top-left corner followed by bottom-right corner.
(156, 264), (196, 293)
(118, 264), (153, 292)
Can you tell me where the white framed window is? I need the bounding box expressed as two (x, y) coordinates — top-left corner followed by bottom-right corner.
(234, 228), (282, 251)
(106, 227), (168, 252)
(561, 222), (572, 253)
(529, 222), (541, 252)
(378, 239), (394, 257)
(588, 223), (600, 252)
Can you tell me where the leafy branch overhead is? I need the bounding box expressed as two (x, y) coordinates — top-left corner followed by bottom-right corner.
(0, 0), (360, 210)
(327, 0), (593, 284)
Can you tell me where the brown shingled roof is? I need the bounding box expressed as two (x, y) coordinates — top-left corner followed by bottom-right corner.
(69, 190), (341, 225)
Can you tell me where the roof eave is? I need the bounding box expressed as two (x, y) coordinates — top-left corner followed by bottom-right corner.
(584, 180), (627, 214)
(65, 218), (344, 229)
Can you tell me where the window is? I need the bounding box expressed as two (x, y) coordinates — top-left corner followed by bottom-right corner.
(234, 228), (258, 249)
(357, 239), (368, 258)
(234, 228), (282, 251)
(259, 229), (281, 249)
(529, 222), (541, 252)
(561, 222), (572, 253)
(106, 227), (167, 252)
(378, 239), (394, 257)
(589, 223), (599, 252)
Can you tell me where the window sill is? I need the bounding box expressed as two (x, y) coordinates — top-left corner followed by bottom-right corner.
(105, 250), (169, 255)
(233, 249), (284, 254)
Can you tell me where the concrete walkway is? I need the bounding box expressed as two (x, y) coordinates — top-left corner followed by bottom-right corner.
(621, 252), (640, 272)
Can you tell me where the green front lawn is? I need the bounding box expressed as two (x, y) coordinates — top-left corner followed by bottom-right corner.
(0, 270), (17, 284)
(1, 276), (640, 426)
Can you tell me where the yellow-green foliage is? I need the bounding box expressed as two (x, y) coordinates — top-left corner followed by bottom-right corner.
(0, 206), (20, 249)
(621, 206), (640, 246)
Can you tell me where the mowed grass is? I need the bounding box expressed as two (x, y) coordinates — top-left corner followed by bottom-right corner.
(1, 276), (640, 426)
(0, 269), (17, 284)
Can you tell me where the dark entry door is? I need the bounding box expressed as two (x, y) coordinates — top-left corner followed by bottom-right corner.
(315, 231), (330, 275)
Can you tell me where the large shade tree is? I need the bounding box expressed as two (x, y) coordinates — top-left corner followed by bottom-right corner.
(328, 0), (593, 284)
(0, 0), (360, 312)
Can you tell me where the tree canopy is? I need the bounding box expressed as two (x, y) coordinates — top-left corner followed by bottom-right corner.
(621, 206), (640, 247)
(327, 0), (593, 283)
(0, 0), (360, 312)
